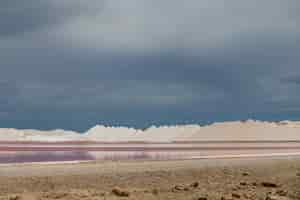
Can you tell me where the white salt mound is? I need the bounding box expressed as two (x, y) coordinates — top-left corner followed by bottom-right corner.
(0, 120), (300, 142)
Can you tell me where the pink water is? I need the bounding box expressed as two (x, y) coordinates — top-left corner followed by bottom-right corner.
(1, 141), (300, 164)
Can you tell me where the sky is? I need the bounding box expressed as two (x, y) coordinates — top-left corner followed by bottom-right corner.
(0, 0), (300, 131)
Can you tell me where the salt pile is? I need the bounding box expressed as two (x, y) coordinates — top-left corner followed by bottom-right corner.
(0, 120), (300, 142)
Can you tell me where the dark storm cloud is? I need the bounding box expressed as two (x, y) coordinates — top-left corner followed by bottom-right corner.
(0, 81), (18, 98)
(0, 1), (55, 37)
(0, 0), (300, 130)
(0, 0), (100, 37)
(281, 76), (300, 85)
(0, 81), (19, 115)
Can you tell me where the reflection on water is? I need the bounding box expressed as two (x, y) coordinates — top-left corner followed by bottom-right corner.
(1, 141), (300, 164)
(0, 151), (195, 163)
(0, 151), (94, 164)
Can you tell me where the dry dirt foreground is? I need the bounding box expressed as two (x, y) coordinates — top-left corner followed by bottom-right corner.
(0, 157), (300, 200)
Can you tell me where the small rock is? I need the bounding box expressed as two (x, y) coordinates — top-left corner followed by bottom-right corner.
(232, 185), (241, 191)
(197, 197), (207, 200)
(232, 193), (241, 198)
(43, 192), (68, 199)
(261, 182), (278, 188)
(296, 172), (300, 177)
(112, 187), (130, 197)
(242, 172), (249, 176)
(266, 195), (276, 200)
(240, 182), (247, 186)
(52, 193), (68, 199)
(184, 187), (190, 191)
(252, 182), (258, 186)
(266, 195), (290, 200)
(191, 181), (199, 188)
(152, 188), (159, 195)
(9, 195), (20, 200)
(77, 192), (89, 198)
(99, 192), (106, 196)
(172, 185), (185, 192)
(276, 190), (288, 196)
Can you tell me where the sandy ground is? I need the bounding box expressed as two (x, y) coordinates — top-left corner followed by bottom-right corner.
(0, 157), (300, 200)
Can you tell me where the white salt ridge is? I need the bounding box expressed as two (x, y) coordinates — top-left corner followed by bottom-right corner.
(0, 129), (82, 142)
(1, 120), (300, 142)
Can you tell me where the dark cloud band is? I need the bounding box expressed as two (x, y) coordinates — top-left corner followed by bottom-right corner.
(0, 0), (299, 130)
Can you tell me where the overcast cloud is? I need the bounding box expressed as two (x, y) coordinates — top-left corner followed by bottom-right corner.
(0, 0), (300, 131)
